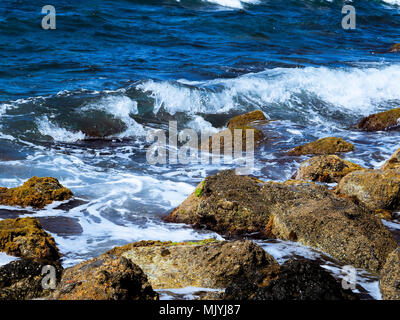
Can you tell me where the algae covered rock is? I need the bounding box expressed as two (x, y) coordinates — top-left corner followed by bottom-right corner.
(288, 137), (354, 156)
(389, 43), (400, 53)
(107, 239), (277, 289)
(0, 177), (73, 209)
(380, 248), (400, 300)
(293, 155), (363, 183)
(224, 258), (358, 300)
(382, 148), (400, 171)
(337, 169), (400, 211)
(356, 108), (400, 131)
(227, 110), (267, 129)
(0, 217), (60, 262)
(0, 259), (62, 300)
(165, 170), (397, 272)
(50, 254), (158, 300)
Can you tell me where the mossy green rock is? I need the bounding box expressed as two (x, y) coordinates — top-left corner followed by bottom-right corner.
(288, 137), (354, 156)
(0, 177), (73, 209)
(0, 217), (60, 262)
(293, 155), (364, 183)
(356, 108), (400, 131)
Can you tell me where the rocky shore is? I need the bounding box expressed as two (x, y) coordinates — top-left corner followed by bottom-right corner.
(1, 108), (400, 300)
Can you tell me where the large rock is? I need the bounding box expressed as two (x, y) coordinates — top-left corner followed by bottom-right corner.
(0, 259), (62, 300)
(293, 155), (363, 183)
(288, 137), (354, 156)
(337, 169), (400, 211)
(380, 248), (400, 300)
(224, 258), (358, 300)
(382, 148), (400, 171)
(49, 254), (158, 300)
(356, 108), (400, 131)
(227, 110), (267, 129)
(0, 217), (60, 262)
(0, 177), (73, 209)
(106, 239), (277, 289)
(165, 170), (397, 272)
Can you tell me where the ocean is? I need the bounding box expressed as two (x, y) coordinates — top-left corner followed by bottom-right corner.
(1, 0), (400, 300)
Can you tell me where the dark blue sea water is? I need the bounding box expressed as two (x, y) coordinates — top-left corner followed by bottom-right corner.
(1, 0), (400, 299)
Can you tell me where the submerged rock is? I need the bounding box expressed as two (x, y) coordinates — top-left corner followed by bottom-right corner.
(293, 155), (363, 183)
(107, 239), (277, 289)
(382, 148), (400, 171)
(0, 177), (73, 209)
(165, 170), (397, 272)
(380, 248), (400, 300)
(0, 259), (62, 300)
(50, 254), (158, 300)
(224, 258), (358, 300)
(0, 217), (60, 262)
(356, 108), (400, 131)
(288, 137), (354, 156)
(337, 169), (400, 211)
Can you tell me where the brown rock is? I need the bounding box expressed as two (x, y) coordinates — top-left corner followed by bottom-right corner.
(337, 169), (400, 211)
(380, 248), (400, 300)
(389, 43), (400, 53)
(108, 239), (277, 289)
(288, 137), (354, 156)
(0, 217), (60, 262)
(0, 177), (73, 209)
(227, 110), (267, 129)
(49, 254), (158, 300)
(165, 170), (397, 272)
(356, 108), (400, 131)
(293, 155), (363, 183)
(382, 148), (400, 171)
(0, 259), (62, 300)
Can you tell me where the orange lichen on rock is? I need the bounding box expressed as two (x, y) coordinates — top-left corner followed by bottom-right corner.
(0, 176), (73, 209)
(0, 217), (61, 262)
(288, 137), (354, 156)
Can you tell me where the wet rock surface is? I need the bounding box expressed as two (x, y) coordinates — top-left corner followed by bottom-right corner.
(288, 137), (354, 156)
(382, 148), (400, 171)
(224, 258), (358, 300)
(293, 155), (363, 183)
(0, 217), (61, 263)
(0, 177), (73, 209)
(49, 254), (158, 300)
(107, 239), (278, 289)
(337, 169), (400, 211)
(380, 248), (400, 300)
(0, 259), (62, 300)
(356, 108), (400, 131)
(165, 170), (397, 272)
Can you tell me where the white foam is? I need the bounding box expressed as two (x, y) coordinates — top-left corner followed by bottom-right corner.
(0, 252), (18, 267)
(36, 116), (86, 142)
(204, 0), (259, 9)
(382, 0), (400, 5)
(82, 95), (145, 138)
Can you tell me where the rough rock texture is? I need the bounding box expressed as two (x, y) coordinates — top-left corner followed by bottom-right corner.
(389, 43), (400, 53)
(165, 170), (397, 272)
(288, 137), (354, 156)
(0, 259), (62, 300)
(49, 254), (158, 300)
(224, 258), (358, 300)
(0, 217), (60, 262)
(380, 248), (400, 300)
(107, 239), (277, 289)
(293, 155), (363, 183)
(227, 110), (267, 129)
(337, 169), (400, 211)
(356, 108), (400, 131)
(382, 148), (400, 171)
(0, 177), (73, 209)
